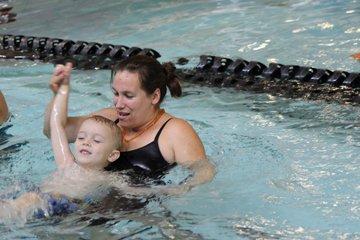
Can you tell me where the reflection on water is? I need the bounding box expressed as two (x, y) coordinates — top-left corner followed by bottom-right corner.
(0, 124), (29, 169)
(0, 194), (207, 239)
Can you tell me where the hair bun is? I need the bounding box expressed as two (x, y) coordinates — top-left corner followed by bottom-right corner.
(162, 62), (176, 81)
(162, 61), (182, 97)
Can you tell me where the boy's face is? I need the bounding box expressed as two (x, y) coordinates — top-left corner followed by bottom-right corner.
(74, 119), (119, 170)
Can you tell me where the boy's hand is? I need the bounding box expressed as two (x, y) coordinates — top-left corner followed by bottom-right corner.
(49, 62), (73, 94)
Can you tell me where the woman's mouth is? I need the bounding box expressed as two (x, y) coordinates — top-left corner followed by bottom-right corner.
(118, 112), (130, 120)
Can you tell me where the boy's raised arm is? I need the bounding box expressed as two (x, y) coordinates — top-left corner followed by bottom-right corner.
(50, 63), (76, 168)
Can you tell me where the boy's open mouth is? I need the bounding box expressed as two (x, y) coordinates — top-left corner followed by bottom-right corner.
(80, 149), (91, 155)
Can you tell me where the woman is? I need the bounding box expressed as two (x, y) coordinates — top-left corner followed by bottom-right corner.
(43, 56), (215, 193)
(0, 91), (9, 124)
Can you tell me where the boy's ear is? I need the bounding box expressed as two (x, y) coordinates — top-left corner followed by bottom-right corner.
(108, 150), (120, 162)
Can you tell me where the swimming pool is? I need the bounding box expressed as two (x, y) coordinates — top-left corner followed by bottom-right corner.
(1, 0), (359, 239)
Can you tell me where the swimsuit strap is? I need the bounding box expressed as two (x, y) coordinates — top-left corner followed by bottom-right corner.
(154, 118), (173, 141)
(114, 118), (173, 141)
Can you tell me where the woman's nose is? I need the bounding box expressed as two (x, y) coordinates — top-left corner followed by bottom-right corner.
(114, 96), (124, 108)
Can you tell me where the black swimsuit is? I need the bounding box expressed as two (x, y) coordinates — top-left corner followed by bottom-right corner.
(99, 119), (176, 213)
(105, 119), (176, 179)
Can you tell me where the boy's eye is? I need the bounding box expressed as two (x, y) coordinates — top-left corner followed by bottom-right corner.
(94, 138), (103, 143)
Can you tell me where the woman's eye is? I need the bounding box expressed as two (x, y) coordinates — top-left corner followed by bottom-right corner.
(77, 137), (84, 140)
(94, 139), (102, 143)
(112, 89), (119, 96)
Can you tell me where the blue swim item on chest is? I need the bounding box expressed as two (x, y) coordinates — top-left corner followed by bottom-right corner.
(47, 195), (78, 216)
(34, 194), (79, 218)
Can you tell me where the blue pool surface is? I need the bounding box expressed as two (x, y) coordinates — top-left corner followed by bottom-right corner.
(0, 0), (359, 239)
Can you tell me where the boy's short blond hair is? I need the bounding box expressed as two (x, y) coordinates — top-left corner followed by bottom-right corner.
(86, 115), (122, 149)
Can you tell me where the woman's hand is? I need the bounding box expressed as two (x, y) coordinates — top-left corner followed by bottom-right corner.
(49, 62), (73, 94)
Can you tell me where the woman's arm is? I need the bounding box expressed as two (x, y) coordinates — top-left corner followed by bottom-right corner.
(0, 91), (9, 124)
(162, 119), (216, 193)
(44, 105), (117, 142)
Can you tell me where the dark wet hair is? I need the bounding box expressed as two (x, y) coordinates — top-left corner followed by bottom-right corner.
(111, 55), (182, 103)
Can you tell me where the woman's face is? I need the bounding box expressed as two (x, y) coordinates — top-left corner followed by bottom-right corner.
(112, 70), (158, 129)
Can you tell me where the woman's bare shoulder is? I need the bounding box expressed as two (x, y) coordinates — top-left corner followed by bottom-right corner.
(162, 116), (204, 149)
(162, 116), (206, 165)
(166, 117), (196, 134)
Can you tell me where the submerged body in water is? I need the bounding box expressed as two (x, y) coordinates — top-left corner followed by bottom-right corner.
(0, 159), (188, 224)
(0, 164), (132, 223)
(0, 124), (28, 168)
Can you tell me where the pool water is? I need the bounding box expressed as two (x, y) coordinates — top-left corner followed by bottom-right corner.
(0, 0), (359, 239)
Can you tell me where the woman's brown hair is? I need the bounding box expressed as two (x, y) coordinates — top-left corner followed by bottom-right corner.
(111, 55), (182, 103)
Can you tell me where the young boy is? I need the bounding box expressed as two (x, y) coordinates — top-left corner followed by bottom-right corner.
(0, 63), (124, 222)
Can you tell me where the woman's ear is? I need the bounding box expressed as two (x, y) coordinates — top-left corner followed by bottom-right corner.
(108, 150), (120, 162)
(151, 88), (161, 105)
